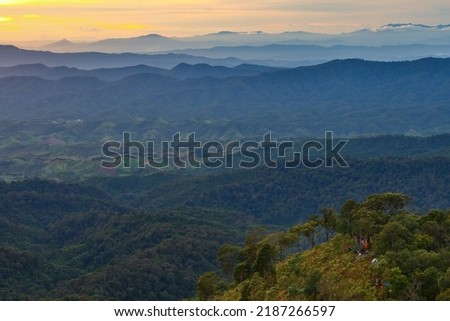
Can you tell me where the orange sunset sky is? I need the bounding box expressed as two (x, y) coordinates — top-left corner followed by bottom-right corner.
(0, 0), (449, 44)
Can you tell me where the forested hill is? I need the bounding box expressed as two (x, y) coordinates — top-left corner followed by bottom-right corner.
(89, 157), (450, 225)
(0, 179), (251, 300)
(0, 156), (449, 300)
(1, 58), (450, 136)
(197, 193), (450, 301)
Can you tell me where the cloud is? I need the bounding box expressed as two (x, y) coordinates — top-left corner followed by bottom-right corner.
(0, 0), (449, 41)
(0, 16), (12, 22)
(79, 27), (101, 32)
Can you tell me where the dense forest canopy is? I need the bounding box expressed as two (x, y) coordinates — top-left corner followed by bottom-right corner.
(0, 152), (449, 300)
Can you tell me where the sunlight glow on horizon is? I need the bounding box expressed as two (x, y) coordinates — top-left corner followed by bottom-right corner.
(0, 0), (449, 44)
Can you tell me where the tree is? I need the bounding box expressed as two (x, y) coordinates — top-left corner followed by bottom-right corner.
(233, 262), (251, 283)
(362, 193), (411, 216)
(280, 232), (298, 258)
(387, 267), (409, 300)
(290, 218), (319, 249)
(245, 227), (269, 247)
(373, 221), (412, 254)
(253, 243), (276, 280)
(436, 288), (450, 301)
(267, 231), (298, 261)
(303, 270), (322, 300)
(337, 199), (360, 236)
(421, 220), (448, 249)
(438, 267), (450, 292)
(415, 267), (440, 300)
(196, 272), (224, 300)
(321, 208), (337, 241)
(217, 244), (241, 278)
(353, 210), (377, 250)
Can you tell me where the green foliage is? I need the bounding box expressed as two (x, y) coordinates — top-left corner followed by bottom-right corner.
(217, 244), (241, 278)
(337, 199), (360, 236)
(207, 194), (450, 301)
(253, 243), (276, 279)
(196, 272), (225, 300)
(321, 208), (337, 241)
(436, 288), (450, 300)
(303, 270), (322, 300)
(386, 267), (409, 299)
(373, 222), (412, 254)
(415, 267), (440, 300)
(1, 172), (449, 301)
(0, 180), (251, 300)
(290, 219), (319, 249)
(362, 193), (412, 216)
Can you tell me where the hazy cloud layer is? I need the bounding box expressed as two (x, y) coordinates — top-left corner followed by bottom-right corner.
(0, 0), (448, 43)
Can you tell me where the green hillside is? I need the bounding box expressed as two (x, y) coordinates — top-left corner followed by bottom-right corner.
(1, 153), (449, 300)
(198, 193), (450, 301)
(2, 59), (450, 137)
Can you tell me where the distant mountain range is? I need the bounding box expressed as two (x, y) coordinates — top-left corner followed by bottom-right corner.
(2, 43), (450, 69)
(167, 44), (450, 64)
(0, 45), (244, 69)
(39, 23), (450, 54)
(1, 58), (449, 137)
(0, 63), (280, 81)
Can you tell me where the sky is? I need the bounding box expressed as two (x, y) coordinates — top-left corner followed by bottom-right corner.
(0, 0), (449, 44)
